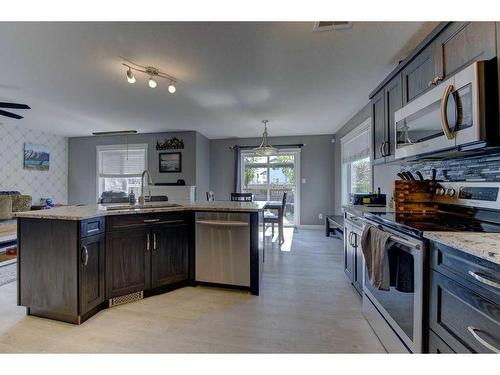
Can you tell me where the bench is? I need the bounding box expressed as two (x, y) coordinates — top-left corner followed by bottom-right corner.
(325, 215), (344, 238)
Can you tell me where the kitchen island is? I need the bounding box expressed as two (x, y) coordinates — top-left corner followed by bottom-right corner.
(14, 201), (265, 324)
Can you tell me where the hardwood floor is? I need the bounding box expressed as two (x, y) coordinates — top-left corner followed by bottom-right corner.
(0, 228), (385, 353)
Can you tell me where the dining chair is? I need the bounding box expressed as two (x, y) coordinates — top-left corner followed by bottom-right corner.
(264, 192), (287, 245)
(206, 191), (215, 201)
(230, 192), (253, 202)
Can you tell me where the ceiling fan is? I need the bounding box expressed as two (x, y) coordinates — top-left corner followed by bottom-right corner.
(0, 102), (31, 120)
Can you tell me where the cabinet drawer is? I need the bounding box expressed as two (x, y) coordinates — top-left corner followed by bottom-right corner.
(431, 241), (500, 304)
(429, 270), (500, 353)
(80, 217), (105, 237)
(106, 212), (186, 231)
(428, 329), (455, 353)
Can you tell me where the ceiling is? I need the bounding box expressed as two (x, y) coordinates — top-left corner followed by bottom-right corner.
(0, 22), (437, 138)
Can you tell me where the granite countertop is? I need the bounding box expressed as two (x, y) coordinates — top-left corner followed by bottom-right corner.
(423, 232), (500, 265)
(13, 200), (267, 221)
(342, 204), (394, 217)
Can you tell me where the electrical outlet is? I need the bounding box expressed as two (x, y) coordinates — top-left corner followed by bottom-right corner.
(318, 213), (323, 220)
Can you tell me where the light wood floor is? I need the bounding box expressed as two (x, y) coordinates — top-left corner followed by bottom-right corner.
(0, 229), (385, 353)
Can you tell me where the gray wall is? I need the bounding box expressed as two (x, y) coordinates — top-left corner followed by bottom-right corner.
(195, 132), (211, 201)
(68, 131), (197, 204)
(333, 103), (371, 215)
(209, 135), (335, 225)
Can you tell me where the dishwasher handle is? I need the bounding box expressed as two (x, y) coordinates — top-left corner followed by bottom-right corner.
(196, 220), (248, 227)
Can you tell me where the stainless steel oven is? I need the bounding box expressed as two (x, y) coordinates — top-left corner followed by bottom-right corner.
(394, 60), (498, 159)
(362, 219), (425, 353)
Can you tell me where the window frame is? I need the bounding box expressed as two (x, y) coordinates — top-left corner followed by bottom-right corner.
(340, 118), (373, 207)
(95, 143), (148, 201)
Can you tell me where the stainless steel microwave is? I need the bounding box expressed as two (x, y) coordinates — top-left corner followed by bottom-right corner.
(394, 60), (499, 160)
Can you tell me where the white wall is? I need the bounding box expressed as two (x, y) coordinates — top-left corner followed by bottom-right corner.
(0, 123), (68, 204)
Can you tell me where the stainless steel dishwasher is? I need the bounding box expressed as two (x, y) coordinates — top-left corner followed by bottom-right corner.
(195, 212), (250, 287)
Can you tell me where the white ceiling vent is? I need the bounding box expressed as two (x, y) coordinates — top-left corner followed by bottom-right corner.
(312, 21), (353, 33)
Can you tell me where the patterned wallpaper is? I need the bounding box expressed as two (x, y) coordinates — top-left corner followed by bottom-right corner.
(0, 124), (68, 204)
(403, 153), (500, 182)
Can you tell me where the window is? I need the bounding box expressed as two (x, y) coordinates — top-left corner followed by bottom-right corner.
(96, 144), (148, 199)
(341, 119), (372, 206)
(240, 149), (300, 226)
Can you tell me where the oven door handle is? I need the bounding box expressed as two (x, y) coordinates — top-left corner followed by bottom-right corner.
(440, 84), (456, 140)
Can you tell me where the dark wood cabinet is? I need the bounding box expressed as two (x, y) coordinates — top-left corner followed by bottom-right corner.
(383, 76), (402, 161)
(428, 241), (500, 354)
(105, 213), (190, 299)
(435, 22), (496, 80)
(371, 75), (402, 164)
(79, 233), (105, 315)
(371, 90), (385, 163)
(344, 217), (363, 294)
(106, 227), (151, 298)
(151, 223), (189, 288)
(428, 329), (455, 353)
(401, 42), (436, 105)
(343, 222), (355, 283)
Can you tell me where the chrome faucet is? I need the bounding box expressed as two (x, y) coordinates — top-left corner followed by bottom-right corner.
(139, 170), (153, 205)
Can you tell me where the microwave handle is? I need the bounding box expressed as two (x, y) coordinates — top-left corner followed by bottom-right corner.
(440, 84), (456, 140)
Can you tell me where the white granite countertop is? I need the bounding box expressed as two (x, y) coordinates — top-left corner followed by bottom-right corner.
(13, 200), (267, 221)
(423, 232), (500, 265)
(342, 204), (394, 217)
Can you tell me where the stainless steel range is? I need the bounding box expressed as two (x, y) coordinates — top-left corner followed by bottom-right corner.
(361, 181), (500, 353)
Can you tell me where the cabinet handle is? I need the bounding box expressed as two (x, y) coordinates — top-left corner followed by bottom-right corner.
(146, 233), (150, 251)
(352, 233), (357, 248)
(143, 218), (160, 223)
(467, 326), (500, 353)
(383, 141), (390, 157)
(153, 233), (157, 251)
(81, 245), (89, 266)
(440, 84), (455, 140)
(379, 142), (385, 157)
(468, 270), (500, 290)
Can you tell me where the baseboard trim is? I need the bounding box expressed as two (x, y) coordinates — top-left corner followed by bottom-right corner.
(297, 225), (323, 230)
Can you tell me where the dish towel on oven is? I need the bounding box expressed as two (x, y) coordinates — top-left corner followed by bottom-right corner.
(361, 224), (392, 290)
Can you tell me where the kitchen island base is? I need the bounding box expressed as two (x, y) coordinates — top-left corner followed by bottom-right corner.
(16, 205), (263, 324)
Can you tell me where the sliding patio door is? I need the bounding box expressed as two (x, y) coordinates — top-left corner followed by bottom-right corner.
(240, 149), (300, 226)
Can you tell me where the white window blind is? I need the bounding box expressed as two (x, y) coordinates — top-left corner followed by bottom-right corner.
(341, 126), (371, 164)
(98, 145), (147, 177)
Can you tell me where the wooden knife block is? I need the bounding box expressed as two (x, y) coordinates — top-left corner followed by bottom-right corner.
(394, 180), (438, 215)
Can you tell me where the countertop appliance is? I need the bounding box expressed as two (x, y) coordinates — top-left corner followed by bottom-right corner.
(394, 60), (499, 160)
(195, 211), (250, 287)
(361, 181), (500, 353)
(350, 193), (386, 206)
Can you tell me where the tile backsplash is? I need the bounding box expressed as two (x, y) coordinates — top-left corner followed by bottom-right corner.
(0, 124), (68, 204)
(403, 153), (500, 182)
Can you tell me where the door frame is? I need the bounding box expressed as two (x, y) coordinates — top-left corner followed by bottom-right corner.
(240, 148), (301, 226)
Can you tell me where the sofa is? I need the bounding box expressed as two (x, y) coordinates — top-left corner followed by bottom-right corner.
(0, 191), (32, 220)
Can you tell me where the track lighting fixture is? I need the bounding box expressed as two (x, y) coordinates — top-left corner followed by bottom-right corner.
(121, 57), (178, 93)
(126, 68), (136, 84)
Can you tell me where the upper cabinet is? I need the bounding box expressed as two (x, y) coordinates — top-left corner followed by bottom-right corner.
(369, 22), (500, 164)
(434, 22), (496, 81)
(372, 75), (402, 164)
(401, 43), (436, 105)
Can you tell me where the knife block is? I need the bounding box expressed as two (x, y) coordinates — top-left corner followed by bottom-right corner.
(394, 180), (438, 214)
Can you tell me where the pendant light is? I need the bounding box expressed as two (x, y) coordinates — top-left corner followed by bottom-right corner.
(253, 120), (278, 156)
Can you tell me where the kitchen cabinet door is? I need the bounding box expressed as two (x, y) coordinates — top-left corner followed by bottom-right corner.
(79, 233), (105, 315)
(371, 90), (385, 164)
(106, 227), (151, 298)
(151, 223), (189, 288)
(435, 22), (496, 80)
(401, 42), (437, 104)
(343, 222), (355, 283)
(384, 75), (402, 161)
